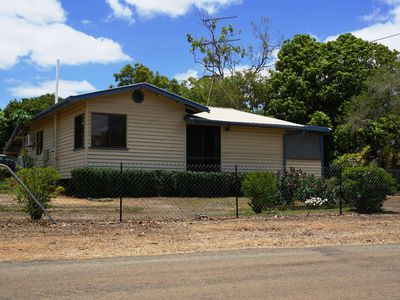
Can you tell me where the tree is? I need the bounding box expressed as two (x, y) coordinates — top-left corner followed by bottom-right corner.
(265, 33), (398, 163)
(112, 63), (188, 95)
(336, 63), (400, 168)
(187, 13), (245, 78)
(187, 14), (278, 78)
(182, 70), (269, 111)
(0, 94), (55, 151)
(266, 34), (398, 124)
(308, 111), (332, 128)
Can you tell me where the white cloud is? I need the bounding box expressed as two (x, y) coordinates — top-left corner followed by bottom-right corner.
(81, 19), (92, 25)
(105, 0), (134, 23)
(107, 0), (242, 21)
(325, 2), (400, 51)
(0, 0), (131, 69)
(8, 79), (96, 98)
(361, 8), (388, 22)
(174, 68), (199, 81)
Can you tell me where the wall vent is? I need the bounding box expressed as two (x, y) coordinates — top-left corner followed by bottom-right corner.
(132, 90), (144, 103)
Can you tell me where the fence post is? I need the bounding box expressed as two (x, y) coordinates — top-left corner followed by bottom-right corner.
(120, 162), (123, 222)
(339, 168), (343, 215)
(235, 164), (239, 218)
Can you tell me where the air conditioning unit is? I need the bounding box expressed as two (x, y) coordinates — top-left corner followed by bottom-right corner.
(24, 134), (35, 147)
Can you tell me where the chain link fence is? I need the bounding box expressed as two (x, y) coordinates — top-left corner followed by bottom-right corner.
(1, 160), (399, 222)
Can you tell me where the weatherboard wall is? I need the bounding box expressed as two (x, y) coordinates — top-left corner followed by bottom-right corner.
(26, 115), (55, 168)
(286, 159), (322, 176)
(221, 126), (285, 172)
(86, 90), (187, 170)
(56, 102), (86, 177)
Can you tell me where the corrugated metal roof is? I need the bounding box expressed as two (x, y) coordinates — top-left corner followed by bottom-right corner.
(196, 107), (304, 128)
(185, 107), (330, 133)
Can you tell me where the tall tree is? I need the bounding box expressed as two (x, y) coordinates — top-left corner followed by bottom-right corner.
(265, 33), (398, 124)
(264, 33), (398, 163)
(335, 62), (400, 168)
(182, 71), (269, 111)
(187, 14), (278, 78)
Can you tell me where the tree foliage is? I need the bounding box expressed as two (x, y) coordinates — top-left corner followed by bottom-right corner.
(265, 34), (398, 124)
(0, 94), (55, 151)
(13, 167), (63, 220)
(336, 62), (400, 168)
(264, 33), (398, 163)
(182, 70), (269, 111)
(112, 63), (187, 95)
(187, 14), (278, 78)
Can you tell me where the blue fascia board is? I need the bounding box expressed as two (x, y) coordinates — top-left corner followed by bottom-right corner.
(32, 82), (209, 121)
(304, 125), (331, 134)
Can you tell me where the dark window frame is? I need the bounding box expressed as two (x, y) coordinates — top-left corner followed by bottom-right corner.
(186, 125), (221, 171)
(91, 113), (127, 149)
(36, 130), (43, 155)
(74, 113), (85, 150)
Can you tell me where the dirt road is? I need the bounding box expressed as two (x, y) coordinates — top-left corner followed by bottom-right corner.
(1, 244), (399, 299)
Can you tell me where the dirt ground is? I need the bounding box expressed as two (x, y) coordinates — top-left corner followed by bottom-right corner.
(1, 194), (399, 262)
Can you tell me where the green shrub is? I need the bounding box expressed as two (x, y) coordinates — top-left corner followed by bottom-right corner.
(242, 171), (280, 213)
(70, 167), (241, 198)
(343, 166), (396, 213)
(277, 168), (338, 206)
(277, 168), (304, 205)
(13, 167), (62, 220)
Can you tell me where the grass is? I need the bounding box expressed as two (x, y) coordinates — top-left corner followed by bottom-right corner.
(125, 206), (144, 213)
(0, 179), (13, 195)
(238, 206), (347, 217)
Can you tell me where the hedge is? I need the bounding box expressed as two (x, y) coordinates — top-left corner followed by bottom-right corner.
(70, 167), (242, 198)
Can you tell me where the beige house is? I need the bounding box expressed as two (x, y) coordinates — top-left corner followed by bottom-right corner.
(4, 83), (329, 178)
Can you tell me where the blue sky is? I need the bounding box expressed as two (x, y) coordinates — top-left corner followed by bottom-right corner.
(1, 0), (400, 107)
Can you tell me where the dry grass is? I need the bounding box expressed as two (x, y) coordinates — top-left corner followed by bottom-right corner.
(0, 193), (399, 262)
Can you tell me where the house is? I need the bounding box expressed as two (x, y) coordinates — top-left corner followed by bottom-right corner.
(3, 83), (329, 177)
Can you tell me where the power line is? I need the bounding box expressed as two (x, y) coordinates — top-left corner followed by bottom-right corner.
(263, 32), (400, 70)
(371, 32), (400, 42)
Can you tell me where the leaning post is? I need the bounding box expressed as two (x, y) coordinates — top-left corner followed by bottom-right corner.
(0, 163), (57, 224)
(119, 162), (123, 222)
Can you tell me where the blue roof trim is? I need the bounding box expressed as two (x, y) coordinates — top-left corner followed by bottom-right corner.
(304, 125), (331, 134)
(32, 82), (209, 121)
(185, 115), (331, 133)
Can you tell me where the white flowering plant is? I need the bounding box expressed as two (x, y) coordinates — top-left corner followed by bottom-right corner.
(304, 197), (329, 207)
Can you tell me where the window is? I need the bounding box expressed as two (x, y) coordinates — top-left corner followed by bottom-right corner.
(91, 113), (127, 148)
(36, 130), (43, 155)
(74, 114), (85, 149)
(186, 125), (221, 170)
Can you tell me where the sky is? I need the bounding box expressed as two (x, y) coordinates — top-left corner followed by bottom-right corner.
(1, 0), (400, 107)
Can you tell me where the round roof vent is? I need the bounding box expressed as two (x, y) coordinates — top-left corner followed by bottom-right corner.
(132, 90), (144, 103)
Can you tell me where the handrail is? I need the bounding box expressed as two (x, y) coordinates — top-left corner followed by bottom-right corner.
(0, 164), (57, 224)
